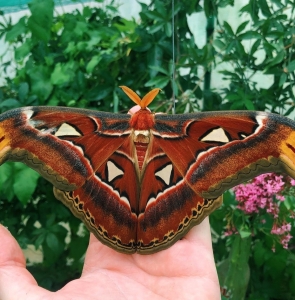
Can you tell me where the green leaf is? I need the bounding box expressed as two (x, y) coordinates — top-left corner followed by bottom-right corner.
(236, 20), (249, 34)
(73, 21), (88, 37)
(259, 0), (272, 17)
(34, 232), (45, 249)
(50, 62), (77, 85)
(130, 38), (152, 52)
(28, 0), (54, 43)
(283, 195), (295, 210)
(244, 99), (255, 110)
(50, 63), (70, 84)
(147, 45), (163, 77)
(5, 17), (27, 42)
(0, 163), (39, 205)
(223, 21), (234, 36)
(64, 42), (77, 56)
(250, 39), (261, 55)
(145, 76), (169, 89)
(218, 235), (251, 300)
(86, 85), (113, 101)
(144, 11), (165, 22)
(270, 0), (284, 8)
(235, 40), (246, 56)
(268, 251), (288, 276)
(0, 163), (12, 190)
(203, 0), (214, 17)
(13, 163), (39, 204)
(225, 41), (235, 53)
(69, 234), (88, 260)
(46, 214), (55, 227)
(86, 55), (102, 74)
(149, 65), (170, 76)
(213, 39), (226, 50)
(284, 105), (295, 116)
(46, 232), (59, 254)
(226, 94), (240, 101)
(148, 22), (164, 34)
(27, 65), (53, 102)
(239, 230), (252, 238)
(0, 99), (20, 109)
(164, 23), (172, 37)
(238, 31), (261, 40)
(219, 0), (234, 7)
(279, 73), (287, 87)
(15, 41), (31, 61)
(18, 82), (29, 102)
(172, 80), (178, 98)
(253, 241), (267, 267)
(268, 49), (285, 66)
(287, 60), (295, 72)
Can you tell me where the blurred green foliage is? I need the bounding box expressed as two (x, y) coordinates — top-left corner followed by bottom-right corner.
(0, 0), (295, 298)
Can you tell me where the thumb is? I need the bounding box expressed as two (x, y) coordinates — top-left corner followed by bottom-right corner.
(0, 224), (43, 299)
(0, 224), (26, 267)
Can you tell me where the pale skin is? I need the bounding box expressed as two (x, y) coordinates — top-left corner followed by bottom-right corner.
(0, 218), (220, 300)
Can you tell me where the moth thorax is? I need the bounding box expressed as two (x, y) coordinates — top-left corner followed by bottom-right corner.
(133, 130), (150, 170)
(129, 109), (155, 130)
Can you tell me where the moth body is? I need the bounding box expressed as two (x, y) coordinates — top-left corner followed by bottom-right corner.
(1, 87), (295, 254)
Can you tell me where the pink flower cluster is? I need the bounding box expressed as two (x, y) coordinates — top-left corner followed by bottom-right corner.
(233, 173), (288, 217)
(271, 223), (292, 249)
(232, 173), (295, 249)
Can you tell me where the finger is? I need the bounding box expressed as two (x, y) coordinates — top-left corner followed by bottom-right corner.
(82, 233), (130, 276)
(84, 217), (213, 268)
(0, 225), (46, 300)
(82, 234), (99, 274)
(182, 217), (217, 275)
(184, 217), (213, 247)
(0, 224), (26, 266)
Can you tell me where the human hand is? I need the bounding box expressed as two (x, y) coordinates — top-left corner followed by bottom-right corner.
(0, 218), (220, 299)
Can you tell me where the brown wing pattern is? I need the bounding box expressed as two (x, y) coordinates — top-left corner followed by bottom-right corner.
(1, 106), (295, 254)
(54, 136), (141, 253)
(0, 107), (131, 189)
(137, 137), (222, 253)
(153, 111), (295, 199)
(133, 111), (295, 253)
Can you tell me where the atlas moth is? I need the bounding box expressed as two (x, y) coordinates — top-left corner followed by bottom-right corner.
(0, 85), (295, 254)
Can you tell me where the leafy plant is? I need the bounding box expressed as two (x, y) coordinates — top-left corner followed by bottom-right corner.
(0, 0), (295, 297)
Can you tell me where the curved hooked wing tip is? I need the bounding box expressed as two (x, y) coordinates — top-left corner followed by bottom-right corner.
(120, 86), (160, 108)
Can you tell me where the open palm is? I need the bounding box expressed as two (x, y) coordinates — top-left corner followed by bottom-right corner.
(0, 218), (220, 299)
